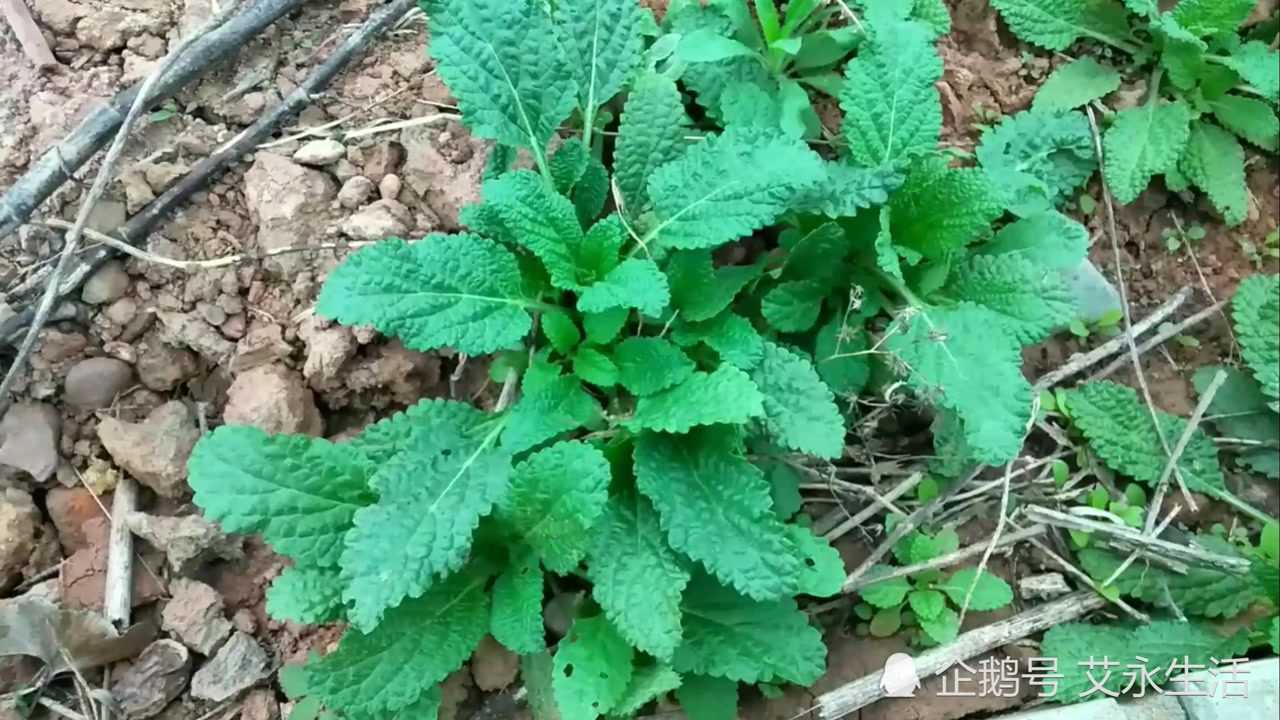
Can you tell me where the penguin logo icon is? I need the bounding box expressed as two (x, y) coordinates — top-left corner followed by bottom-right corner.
(881, 653), (921, 698)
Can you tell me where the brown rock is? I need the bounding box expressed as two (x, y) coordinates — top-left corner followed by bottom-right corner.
(471, 635), (519, 691)
(0, 489), (40, 592)
(299, 319), (357, 388)
(362, 141), (405, 182)
(64, 358), (134, 410)
(243, 153), (337, 272)
(126, 512), (242, 575)
(162, 578), (233, 656)
(0, 403), (62, 484)
(239, 689), (279, 720)
(224, 365), (323, 436)
(97, 402), (200, 498)
(156, 310), (236, 364)
(38, 329), (88, 363)
(401, 121), (488, 228)
(230, 324), (292, 374)
(136, 335), (199, 392)
(337, 176), (376, 209)
(45, 487), (108, 554)
(61, 518), (165, 611)
(339, 199), (412, 241)
(111, 640), (191, 719)
(190, 632), (270, 702)
(104, 297), (140, 326)
(81, 260), (130, 305)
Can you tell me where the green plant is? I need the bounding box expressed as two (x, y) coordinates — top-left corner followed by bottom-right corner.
(992, 0), (1280, 225)
(1238, 228), (1280, 268)
(856, 524), (1014, 644)
(1067, 307), (1123, 339)
(1161, 220), (1206, 251)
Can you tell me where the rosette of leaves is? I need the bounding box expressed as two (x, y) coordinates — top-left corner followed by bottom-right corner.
(992, 0), (1280, 226)
(185, 2), (861, 718)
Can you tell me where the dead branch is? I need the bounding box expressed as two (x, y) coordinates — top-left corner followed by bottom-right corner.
(814, 592), (1108, 719)
(1, 0), (57, 67)
(842, 525), (1046, 594)
(103, 477), (138, 629)
(1089, 298), (1228, 381)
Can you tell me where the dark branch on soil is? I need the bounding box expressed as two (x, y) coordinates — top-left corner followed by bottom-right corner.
(0, 0), (307, 240)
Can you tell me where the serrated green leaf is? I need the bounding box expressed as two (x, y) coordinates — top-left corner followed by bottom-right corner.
(491, 549), (545, 654)
(860, 567), (912, 608)
(1181, 120), (1248, 226)
(869, 605), (903, 637)
(498, 441), (610, 572)
(751, 341), (846, 459)
(646, 128), (824, 250)
(907, 589), (946, 620)
(1170, 0), (1254, 37)
(553, 0), (645, 118)
(579, 215), (624, 282)
(549, 138), (589, 194)
(1078, 541), (1261, 618)
(839, 17), (942, 165)
(939, 568), (1014, 611)
(266, 567), (345, 624)
(578, 258), (671, 316)
(634, 428), (799, 599)
(1222, 42), (1280, 102)
(719, 80), (782, 131)
(920, 606), (959, 644)
(616, 73), (693, 214)
(989, 0), (1132, 51)
(887, 303), (1033, 465)
(665, 2), (771, 116)
(316, 236), (535, 355)
(814, 318), (870, 397)
(553, 616), (634, 719)
(1103, 100), (1191, 204)
(666, 249), (761, 322)
(611, 663), (682, 717)
(542, 312), (581, 355)
(306, 570), (488, 717)
(588, 493), (691, 661)
(676, 675), (738, 720)
(761, 281), (827, 332)
(942, 253), (1077, 344)
(679, 29), (758, 62)
(574, 154), (610, 227)
(778, 222), (848, 284)
(574, 347), (620, 387)
(341, 418), (509, 630)
(503, 375), (602, 454)
(890, 157), (1004, 260)
(670, 312), (764, 370)
(977, 109), (1096, 217)
(582, 307), (630, 345)
(794, 162), (904, 218)
(674, 573), (826, 685)
(1041, 620), (1248, 703)
(627, 365), (765, 433)
(1066, 380), (1225, 492)
(764, 460), (804, 520)
(1209, 95), (1280, 152)
(612, 336), (696, 396)
(979, 210), (1089, 270)
(427, 0), (576, 154)
(482, 171), (587, 290)
(1194, 365), (1280, 478)
(1233, 274), (1280, 409)
(189, 427), (374, 568)
(788, 524), (846, 597)
(1032, 57), (1123, 113)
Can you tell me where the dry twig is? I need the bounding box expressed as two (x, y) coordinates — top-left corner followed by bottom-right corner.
(1089, 298), (1228, 380)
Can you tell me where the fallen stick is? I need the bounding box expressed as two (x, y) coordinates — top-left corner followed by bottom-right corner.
(0, 0), (306, 239)
(843, 524), (1046, 594)
(814, 592), (1108, 719)
(1032, 287), (1192, 391)
(1, 0), (57, 68)
(1089, 298), (1228, 381)
(0, 0), (423, 342)
(103, 477), (137, 629)
(1145, 368), (1225, 534)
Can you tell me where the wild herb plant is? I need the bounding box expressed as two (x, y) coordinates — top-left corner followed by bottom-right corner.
(993, 0), (1280, 225)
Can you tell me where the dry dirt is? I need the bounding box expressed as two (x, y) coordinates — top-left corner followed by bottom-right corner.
(0, 1), (1276, 719)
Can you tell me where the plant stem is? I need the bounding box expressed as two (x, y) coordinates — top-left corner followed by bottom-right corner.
(1201, 486), (1275, 526)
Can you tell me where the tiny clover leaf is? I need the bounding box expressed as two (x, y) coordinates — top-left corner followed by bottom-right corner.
(315, 235), (537, 356)
(938, 568), (1015, 612)
(552, 615), (635, 719)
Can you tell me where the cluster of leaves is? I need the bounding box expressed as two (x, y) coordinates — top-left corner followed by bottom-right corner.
(991, 0), (1280, 225)
(855, 524), (1014, 645)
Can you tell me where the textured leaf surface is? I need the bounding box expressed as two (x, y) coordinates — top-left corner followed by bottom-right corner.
(588, 494), (691, 661)
(664, 2), (771, 116)
(616, 73), (693, 214)
(979, 210), (1089, 270)
(860, 568), (912, 608)
(1032, 57), (1122, 113)
(670, 312), (765, 370)
(908, 589), (946, 620)
(266, 567), (345, 624)
(427, 0), (576, 151)
(316, 236), (534, 355)
(341, 416), (509, 630)
(1180, 121), (1248, 226)
(497, 441), (610, 572)
(1209, 95), (1280, 152)
(491, 549), (545, 654)
(634, 429), (799, 599)
(977, 109), (1095, 216)
(788, 524), (846, 597)
(989, 0), (1131, 51)
(761, 281), (826, 332)
(1064, 381), (1224, 492)
(666, 249), (761, 322)
(814, 319), (870, 396)
(887, 304), (1032, 464)
(647, 128), (824, 250)
(1193, 366), (1279, 478)
(553, 616), (634, 719)
(793, 162), (903, 219)
(943, 253), (1077, 344)
(306, 571), (488, 717)
(1233, 274), (1280, 408)
(573, 347), (619, 387)
(1170, 0), (1253, 36)
(676, 675), (737, 720)
(481, 171), (586, 289)
(1041, 621), (1247, 703)
(1223, 42), (1280, 101)
(750, 341), (846, 459)
(503, 375), (602, 454)
(613, 664), (682, 717)
(919, 606), (959, 644)
(939, 568), (1014, 611)
(1078, 540), (1261, 618)
(612, 337), (695, 396)
(890, 157), (1004, 260)
(523, 652), (562, 720)
(839, 18), (942, 165)
(1102, 101), (1191, 204)
(553, 0), (645, 115)
(673, 574), (826, 685)
(627, 366), (764, 433)
(577, 258), (670, 316)
(189, 427), (374, 568)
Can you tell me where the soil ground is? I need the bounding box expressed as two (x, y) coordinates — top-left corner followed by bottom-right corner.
(0, 2), (1276, 720)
